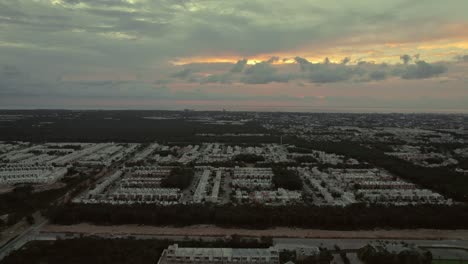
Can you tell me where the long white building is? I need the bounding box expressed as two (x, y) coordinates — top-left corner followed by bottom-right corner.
(0, 165), (67, 184)
(158, 244), (280, 264)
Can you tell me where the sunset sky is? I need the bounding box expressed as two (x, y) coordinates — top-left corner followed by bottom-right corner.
(1, 0), (467, 112)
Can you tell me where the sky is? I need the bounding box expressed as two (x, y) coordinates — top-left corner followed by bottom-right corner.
(0, 0), (468, 112)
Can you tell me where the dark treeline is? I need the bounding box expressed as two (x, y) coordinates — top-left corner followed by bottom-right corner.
(287, 147), (313, 154)
(281, 249), (333, 264)
(0, 175), (88, 227)
(357, 244), (432, 264)
(46, 204), (468, 230)
(0, 111), (272, 143)
(1, 236), (272, 264)
(272, 167), (303, 190)
(233, 153), (265, 163)
(295, 156), (318, 163)
(287, 138), (468, 202)
(160, 167), (194, 189)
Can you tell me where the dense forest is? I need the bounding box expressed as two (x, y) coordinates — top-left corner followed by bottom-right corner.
(160, 167), (195, 189)
(0, 175), (88, 227)
(46, 203), (468, 230)
(272, 167), (303, 190)
(233, 153), (266, 163)
(0, 110), (273, 143)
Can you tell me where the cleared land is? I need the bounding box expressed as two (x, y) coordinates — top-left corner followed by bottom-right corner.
(42, 224), (468, 240)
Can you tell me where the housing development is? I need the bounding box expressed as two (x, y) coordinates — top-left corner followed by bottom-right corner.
(1, 141), (452, 208)
(0, 110), (467, 264)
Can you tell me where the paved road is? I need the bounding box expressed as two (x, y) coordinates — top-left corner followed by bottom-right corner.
(5, 229), (468, 262)
(274, 237), (468, 250)
(0, 166), (109, 261)
(0, 218), (48, 260)
(35, 231), (468, 251)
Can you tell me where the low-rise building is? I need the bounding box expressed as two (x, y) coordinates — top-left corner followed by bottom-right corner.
(0, 165), (67, 184)
(158, 244), (280, 264)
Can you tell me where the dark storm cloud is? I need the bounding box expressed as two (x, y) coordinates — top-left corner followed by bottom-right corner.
(171, 68), (193, 79)
(230, 59), (248, 73)
(342, 57), (351, 65)
(400, 54), (412, 65)
(294, 57), (311, 71)
(302, 59), (446, 82)
(1, 65), (24, 79)
(201, 73), (232, 84)
(182, 54), (452, 85)
(241, 62), (292, 84)
(266, 56), (280, 64)
(400, 61), (447, 79)
(307, 64), (354, 83)
(455, 55), (468, 62)
(368, 70), (387, 81)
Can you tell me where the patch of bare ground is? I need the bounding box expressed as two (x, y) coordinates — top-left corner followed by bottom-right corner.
(42, 224), (468, 240)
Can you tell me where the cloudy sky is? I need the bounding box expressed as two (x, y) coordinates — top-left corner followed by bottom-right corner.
(1, 0), (467, 112)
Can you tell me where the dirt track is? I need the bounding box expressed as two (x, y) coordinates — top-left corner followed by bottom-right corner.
(42, 224), (468, 240)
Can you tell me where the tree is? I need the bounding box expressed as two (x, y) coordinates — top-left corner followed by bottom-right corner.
(26, 214), (35, 225)
(161, 167), (194, 189)
(272, 167), (303, 190)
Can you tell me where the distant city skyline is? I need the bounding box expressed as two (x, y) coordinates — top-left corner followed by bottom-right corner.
(1, 0), (467, 112)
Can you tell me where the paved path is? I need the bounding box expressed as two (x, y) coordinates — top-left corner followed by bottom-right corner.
(0, 219), (48, 261)
(41, 224), (468, 240)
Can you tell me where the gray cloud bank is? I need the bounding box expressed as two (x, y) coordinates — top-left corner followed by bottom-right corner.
(170, 55), (449, 84)
(0, 0), (467, 111)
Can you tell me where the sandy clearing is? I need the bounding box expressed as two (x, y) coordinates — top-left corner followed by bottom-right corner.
(42, 224), (468, 240)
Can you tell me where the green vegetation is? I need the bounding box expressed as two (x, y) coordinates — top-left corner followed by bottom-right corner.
(0, 186), (65, 226)
(432, 260), (468, 264)
(340, 251), (351, 264)
(233, 154), (265, 163)
(0, 110), (270, 143)
(294, 155), (318, 163)
(280, 248), (333, 264)
(302, 250), (334, 264)
(280, 250), (297, 263)
(272, 167), (303, 190)
(358, 243), (432, 264)
(288, 147), (313, 154)
(0, 175), (88, 227)
(152, 150), (178, 157)
(161, 167), (194, 189)
(46, 204), (468, 230)
(456, 158), (468, 170)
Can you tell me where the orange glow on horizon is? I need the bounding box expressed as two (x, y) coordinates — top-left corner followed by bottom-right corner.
(169, 38), (468, 66)
(170, 56), (343, 66)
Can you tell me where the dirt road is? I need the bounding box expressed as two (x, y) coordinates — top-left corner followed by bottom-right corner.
(42, 224), (468, 240)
